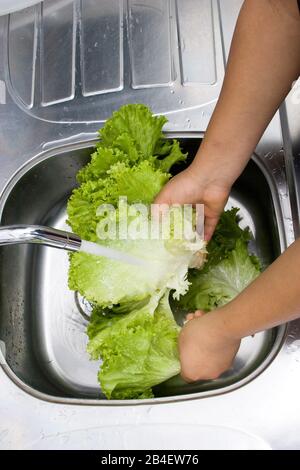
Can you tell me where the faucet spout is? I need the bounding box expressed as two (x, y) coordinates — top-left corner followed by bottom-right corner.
(0, 225), (81, 252)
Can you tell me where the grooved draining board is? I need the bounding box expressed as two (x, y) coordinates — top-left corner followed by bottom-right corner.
(4, 0), (225, 123)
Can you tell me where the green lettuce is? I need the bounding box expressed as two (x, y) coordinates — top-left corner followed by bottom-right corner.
(67, 104), (202, 399)
(67, 160), (170, 241)
(99, 103), (171, 160)
(87, 292), (180, 399)
(69, 203), (206, 307)
(67, 104), (262, 400)
(67, 104), (187, 241)
(204, 208), (251, 270)
(67, 104), (200, 309)
(179, 239), (260, 312)
(178, 209), (261, 312)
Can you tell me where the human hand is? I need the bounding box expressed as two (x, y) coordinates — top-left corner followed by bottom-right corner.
(154, 163), (230, 241)
(179, 310), (241, 382)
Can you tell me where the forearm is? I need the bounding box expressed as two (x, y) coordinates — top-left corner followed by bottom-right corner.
(180, 240), (300, 381)
(218, 238), (300, 339)
(192, 0), (300, 187)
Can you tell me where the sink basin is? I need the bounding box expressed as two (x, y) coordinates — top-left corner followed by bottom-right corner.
(0, 138), (286, 403)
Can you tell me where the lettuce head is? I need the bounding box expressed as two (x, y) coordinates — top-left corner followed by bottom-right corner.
(67, 104), (261, 400)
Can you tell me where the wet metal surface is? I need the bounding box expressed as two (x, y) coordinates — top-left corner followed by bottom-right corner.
(0, 0), (299, 450)
(0, 141), (286, 401)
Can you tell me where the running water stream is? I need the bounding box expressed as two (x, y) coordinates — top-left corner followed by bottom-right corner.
(79, 240), (146, 266)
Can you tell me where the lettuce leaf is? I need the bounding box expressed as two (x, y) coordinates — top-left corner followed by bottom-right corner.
(154, 140), (187, 173)
(105, 161), (170, 205)
(178, 210), (261, 312)
(98, 104), (186, 171)
(99, 104), (168, 159)
(87, 292), (180, 399)
(204, 208), (251, 270)
(67, 160), (170, 241)
(69, 204), (206, 307)
(67, 104), (199, 311)
(77, 147), (132, 184)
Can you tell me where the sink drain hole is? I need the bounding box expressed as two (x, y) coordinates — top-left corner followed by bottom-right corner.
(75, 292), (93, 322)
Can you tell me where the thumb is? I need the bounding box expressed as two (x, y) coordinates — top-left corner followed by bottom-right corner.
(151, 183), (171, 219)
(153, 182), (172, 205)
(204, 215), (220, 241)
(152, 183), (173, 219)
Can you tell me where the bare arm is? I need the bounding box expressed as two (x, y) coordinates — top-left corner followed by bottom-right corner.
(196, 0), (300, 186)
(169, 0), (300, 382)
(221, 238), (300, 338)
(180, 239), (300, 382)
(155, 0), (300, 240)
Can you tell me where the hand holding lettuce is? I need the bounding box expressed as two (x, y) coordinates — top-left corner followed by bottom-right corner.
(67, 104), (261, 399)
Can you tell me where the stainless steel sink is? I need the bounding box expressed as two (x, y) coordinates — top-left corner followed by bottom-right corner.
(0, 138), (287, 403)
(0, 0), (299, 449)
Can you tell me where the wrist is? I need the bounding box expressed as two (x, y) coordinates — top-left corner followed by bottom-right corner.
(187, 157), (232, 194)
(208, 305), (244, 341)
(190, 151), (235, 192)
(190, 139), (250, 190)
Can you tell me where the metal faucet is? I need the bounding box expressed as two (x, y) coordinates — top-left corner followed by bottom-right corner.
(0, 225), (81, 252)
(0, 225), (146, 266)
